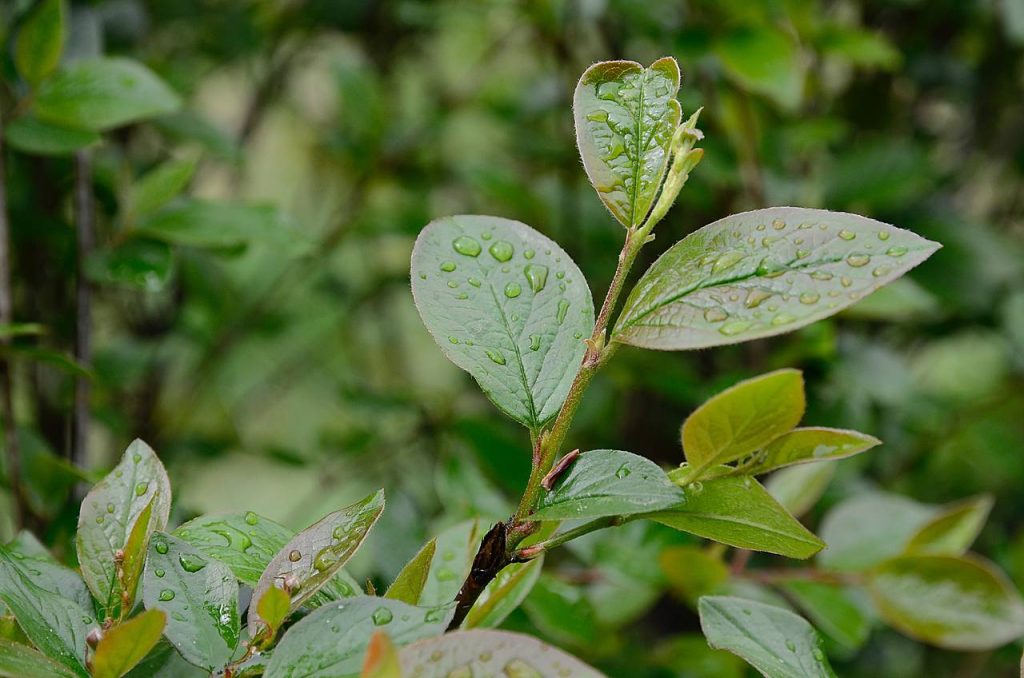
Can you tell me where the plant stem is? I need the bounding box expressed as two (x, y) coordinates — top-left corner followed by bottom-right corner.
(514, 516), (623, 560)
(73, 150), (95, 470)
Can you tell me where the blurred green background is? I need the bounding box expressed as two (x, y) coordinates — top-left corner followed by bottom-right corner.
(2, 0), (1024, 675)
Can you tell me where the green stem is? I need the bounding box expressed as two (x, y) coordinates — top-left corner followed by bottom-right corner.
(515, 516), (624, 559)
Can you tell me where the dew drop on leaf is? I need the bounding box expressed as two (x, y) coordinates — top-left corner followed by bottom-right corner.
(772, 219), (786, 230)
(799, 292), (820, 305)
(106, 503), (115, 513)
(448, 336), (459, 345)
(135, 481), (149, 496)
(313, 548), (338, 572)
(488, 240), (514, 262)
(614, 464), (631, 479)
(452, 236), (481, 257)
(504, 282), (521, 298)
(711, 251), (744, 274)
(436, 568), (456, 581)
(743, 289), (772, 309)
(786, 640), (796, 652)
(838, 229), (856, 241)
(424, 607), (446, 623)
(704, 307), (728, 323)
(244, 511), (258, 525)
(872, 266), (892, 277)
(288, 550), (301, 562)
(529, 334), (541, 351)
(877, 231), (890, 240)
(468, 277), (481, 288)
(846, 254), (870, 267)
(155, 540), (169, 554)
(524, 264), (548, 293)
(371, 606), (394, 626)
(155, 568), (165, 578)
(772, 313), (796, 326)
(886, 246), (907, 257)
(556, 299), (570, 325)
(810, 271), (833, 281)
(485, 350), (506, 366)
(159, 589), (175, 601)
(440, 261), (456, 273)
(178, 554), (207, 573)
(718, 320), (754, 336)
(95, 516), (104, 524)
(503, 659), (542, 678)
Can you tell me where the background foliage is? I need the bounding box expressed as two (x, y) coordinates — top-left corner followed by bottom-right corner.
(2, 0), (1023, 675)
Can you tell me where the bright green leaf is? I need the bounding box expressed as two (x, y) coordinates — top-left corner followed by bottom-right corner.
(741, 427), (880, 475)
(129, 158), (197, 218)
(780, 581), (870, 654)
(532, 449), (685, 521)
(905, 495), (993, 556)
(573, 58), (681, 227)
(4, 117), (99, 156)
(91, 609), (166, 678)
(699, 596), (836, 678)
(14, 0), (65, 85)
(660, 545), (729, 605)
(715, 26), (804, 110)
(462, 556), (543, 629)
(142, 533), (239, 670)
(418, 519), (480, 609)
(867, 554), (1024, 650)
(34, 58), (181, 132)
(384, 538), (436, 605)
(118, 496), (157, 620)
(818, 492), (937, 571)
(0, 638), (78, 678)
(613, 207), (941, 350)
(411, 215), (594, 430)
(765, 463), (835, 518)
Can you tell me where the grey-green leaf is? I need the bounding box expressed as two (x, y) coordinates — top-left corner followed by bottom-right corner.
(411, 215), (594, 429)
(574, 58), (682, 227)
(647, 476), (825, 559)
(33, 58), (181, 131)
(14, 0), (65, 85)
(462, 557), (544, 629)
(248, 490), (384, 632)
(742, 427), (880, 476)
(904, 495), (993, 556)
(532, 449), (685, 521)
(4, 117), (99, 156)
(76, 439), (171, 619)
(765, 464), (835, 518)
(613, 207), (941, 350)
(264, 596), (450, 678)
(142, 533), (239, 671)
(699, 596), (836, 678)
(7, 532), (91, 611)
(780, 581), (870, 653)
(418, 519), (481, 609)
(818, 492), (937, 571)
(398, 629), (605, 677)
(0, 638), (79, 678)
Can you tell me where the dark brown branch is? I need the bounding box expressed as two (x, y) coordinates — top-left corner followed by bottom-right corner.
(447, 521), (510, 630)
(73, 150), (95, 469)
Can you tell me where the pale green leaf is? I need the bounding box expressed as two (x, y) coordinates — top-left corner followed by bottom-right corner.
(411, 215), (594, 429)
(573, 58), (681, 227)
(4, 117), (99, 156)
(91, 609), (166, 678)
(14, 0), (65, 85)
(137, 200), (295, 251)
(765, 464), (835, 518)
(254, 586), (290, 645)
(418, 520), (480, 609)
(462, 557), (543, 629)
(0, 638), (79, 678)
(780, 581), (870, 653)
(741, 427), (880, 475)
(904, 495), (993, 556)
(613, 207), (941, 350)
(384, 539), (435, 605)
(818, 493), (936, 571)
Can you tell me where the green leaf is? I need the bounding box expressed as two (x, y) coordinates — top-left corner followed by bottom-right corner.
(253, 586), (290, 646)
(741, 427), (880, 475)
(715, 26), (805, 110)
(14, 0), (65, 85)
(0, 546), (93, 677)
(660, 545), (729, 605)
(76, 439), (171, 620)
(613, 207), (941, 350)
(360, 631), (400, 678)
(137, 200), (299, 252)
(867, 554), (1024, 650)
(522, 575), (598, 648)
(699, 596), (836, 678)
(6, 532), (91, 611)
(33, 58), (181, 132)
(462, 556), (543, 629)
(85, 240), (173, 292)
(0, 323), (45, 340)
(418, 520), (481, 609)
(384, 539), (435, 605)
(818, 492), (937, 571)
(411, 215), (594, 430)
(142, 533), (239, 671)
(780, 581), (870, 654)
(531, 449), (684, 521)
(904, 495), (993, 557)
(648, 476), (825, 559)
(129, 158), (197, 218)
(264, 596), (450, 678)
(573, 58), (682, 227)
(248, 490), (384, 633)
(91, 609), (166, 678)
(765, 464), (834, 518)
(398, 629), (604, 677)
(681, 369), (805, 479)
(4, 117), (99, 156)
(0, 638), (79, 678)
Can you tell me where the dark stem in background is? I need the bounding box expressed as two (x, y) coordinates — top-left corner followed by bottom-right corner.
(73, 150), (95, 469)
(0, 118), (25, 528)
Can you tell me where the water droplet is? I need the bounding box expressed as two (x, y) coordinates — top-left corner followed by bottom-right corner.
(886, 246), (907, 257)
(524, 249), (535, 260)
(485, 350), (506, 365)
(456, 293), (468, 300)
(810, 271), (833, 281)
(555, 271), (565, 280)
(155, 568), (165, 578)
(503, 659), (542, 678)
(419, 273), (427, 280)
(529, 334), (541, 351)
(756, 258), (787, 278)
(704, 307), (728, 323)
(452, 236), (481, 257)
(179, 554), (207, 573)
(846, 254), (870, 267)
(615, 464), (631, 479)
(772, 219), (786, 230)
(812, 649), (825, 662)
(719, 320), (754, 336)
(154, 541), (169, 554)
(877, 231), (890, 241)
(134, 482), (149, 496)
(689, 481), (704, 495)
(586, 110), (608, 122)
(489, 240), (514, 262)
(756, 223), (766, 231)
(313, 548), (339, 572)
(840, 276), (853, 287)
(799, 292), (820, 305)
(425, 607), (447, 623)
(556, 299), (570, 325)
(504, 282), (521, 299)
(159, 589), (175, 602)
(288, 550), (301, 562)
(244, 511), (259, 525)
(798, 222), (812, 230)
(744, 289), (772, 309)
(524, 264), (548, 293)
(772, 313), (796, 326)
(468, 277), (481, 287)
(447, 281), (458, 289)
(711, 251), (744, 274)
(838, 229), (856, 241)
(872, 265), (892, 277)
(795, 249), (810, 259)
(114, 470), (123, 478)
(133, 453), (142, 463)
(481, 232), (492, 241)
(332, 526), (347, 539)
(786, 640), (796, 652)
(440, 261), (456, 272)
(448, 336), (459, 344)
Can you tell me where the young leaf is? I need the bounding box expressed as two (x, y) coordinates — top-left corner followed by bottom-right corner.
(780, 581), (870, 654)
(418, 519), (481, 609)
(411, 215), (594, 430)
(462, 557), (544, 629)
(741, 427), (880, 475)
(681, 369), (805, 479)
(613, 207), (941, 350)
(129, 158), (198, 219)
(531, 449), (684, 521)
(4, 117), (100, 156)
(253, 586), (290, 646)
(76, 439), (171, 620)
(142, 533), (239, 671)
(360, 631), (400, 678)
(904, 495), (993, 556)
(699, 596), (836, 678)
(33, 58), (181, 131)
(384, 538), (436, 605)
(248, 490), (385, 633)
(647, 476), (825, 559)
(398, 629), (604, 677)
(91, 609), (166, 678)
(765, 464), (835, 518)
(264, 596), (450, 678)
(818, 493), (936, 571)
(573, 58), (682, 228)
(0, 547), (93, 677)
(867, 554), (1024, 650)
(0, 638), (79, 678)
(14, 0), (65, 85)
(118, 496), (156, 618)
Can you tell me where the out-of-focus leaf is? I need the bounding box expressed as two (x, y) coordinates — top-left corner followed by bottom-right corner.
(91, 609), (166, 678)
(4, 117), (99, 156)
(660, 545), (728, 605)
(85, 240), (173, 291)
(905, 495), (993, 556)
(142, 533), (239, 671)
(699, 596), (836, 677)
(360, 631), (400, 678)
(0, 323), (44, 339)
(410, 215), (594, 430)
(818, 26), (901, 69)
(0, 638), (78, 678)
(780, 581), (870, 653)
(613, 207), (940, 350)
(137, 200), (295, 251)
(462, 557), (543, 629)
(742, 427), (880, 475)
(129, 158), (197, 218)
(765, 463), (835, 518)
(573, 58), (681, 227)
(654, 634), (745, 678)
(532, 449), (684, 520)
(76, 439), (171, 619)
(715, 26), (804, 110)
(14, 0), (64, 85)
(522, 575), (599, 648)
(818, 493), (936, 571)
(911, 331), (1011, 404)
(842, 277), (940, 321)
(418, 520), (480, 609)
(867, 554), (1024, 650)
(384, 539), (435, 605)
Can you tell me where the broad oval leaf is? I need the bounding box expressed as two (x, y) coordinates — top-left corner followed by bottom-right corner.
(699, 596), (836, 678)
(613, 207), (941, 350)
(14, 0), (65, 85)
(867, 554), (1024, 650)
(462, 556), (544, 629)
(76, 439), (171, 619)
(143, 533), (239, 671)
(532, 449), (684, 521)
(411, 215), (594, 429)
(91, 609), (166, 678)
(743, 427), (880, 476)
(647, 476), (825, 559)
(904, 495), (993, 556)
(765, 464), (835, 518)
(418, 519), (481, 609)
(265, 596), (450, 678)
(384, 538), (436, 605)
(33, 58), (181, 131)
(4, 117), (100, 156)
(682, 369), (805, 478)
(7, 532), (91, 611)
(398, 629), (605, 677)
(248, 490), (384, 632)
(574, 58), (682, 227)
(818, 492), (937, 571)
(0, 638), (79, 678)
(780, 581), (870, 654)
